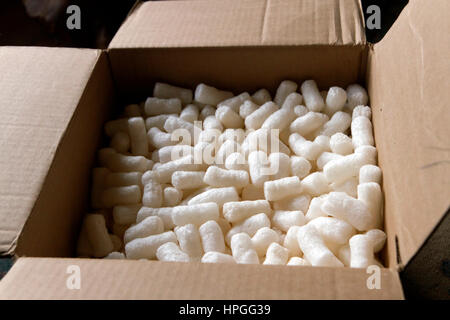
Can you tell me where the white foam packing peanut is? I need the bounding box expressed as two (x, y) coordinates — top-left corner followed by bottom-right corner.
(274, 80), (298, 106)
(226, 213), (271, 245)
(239, 100), (259, 118)
(290, 112), (328, 136)
(225, 152), (247, 171)
(359, 164), (382, 184)
(203, 166), (249, 188)
(264, 176), (303, 201)
(172, 171), (206, 190)
(199, 220), (226, 253)
(172, 202), (220, 226)
(201, 252), (236, 264)
(137, 207), (176, 230)
(153, 82), (193, 104)
(217, 92), (251, 112)
(289, 133), (325, 160)
(263, 243), (289, 265)
(324, 86), (347, 116)
(330, 132), (353, 155)
(305, 195), (329, 221)
(175, 223), (203, 259)
(188, 187), (239, 207)
(156, 242), (190, 262)
(156, 155), (205, 183)
(142, 180), (162, 208)
(271, 210), (307, 232)
(128, 117), (148, 156)
(124, 215), (164, 244)
(357, 182), (383, 229)
(297, 224), (343, 267)
(301, 172), (329, 196)
(106, 152), (152, 173)
(283, 226), (302, 257)
(252, 88), (271, 105)
(301, 80), (325, 112)
(351, 116), (374, 148)
(349, 234), (377, 268)
(352, 105), (372, 119)
(223, 200), (272, 223)
(230, 233), (260, 264)
(145, 97), (182, 116)
(290, 156), (311, 178)
(308, 217), (355, 245)
(125, 231), (177, 260)
(261, 103), (297, 131)
(268, 153), (291, 180)
(318, 111), (352, 137)
(200, 105), (216, 120)
(163, 187), (183, 207)
(273, 194), (311, 213)
(147, 127), (177, 149)
(180, 104), (199, 123)
(195, 83), (233, 105)
(164, 116), (196, 140)
(248, 151), (271, 187)
(346, 84), (369, 110)
(145, 114), (177, 130)
(287, 257), (311, 266)
(251, 227), (280, 258)
(158, 145), (193, 163)
(102, 185), (141, 208)
(245, 101), (279, 130)
(243, 128), (291, 156)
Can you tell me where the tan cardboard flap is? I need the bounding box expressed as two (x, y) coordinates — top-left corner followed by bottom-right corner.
(0, 258), (403, 299)
(369, 0), (450, 266)
(109, 0), (365, 49)
(0, 47), (101, 256)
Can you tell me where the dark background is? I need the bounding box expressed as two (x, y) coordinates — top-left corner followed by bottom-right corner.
(0, 0), (409, 48)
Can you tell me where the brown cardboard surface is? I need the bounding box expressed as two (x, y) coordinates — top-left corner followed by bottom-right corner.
(0, 47), (102, 256)
(109, 0), (365, 49)
(368, 0), (450, 267)
(0, 258), (404, 299)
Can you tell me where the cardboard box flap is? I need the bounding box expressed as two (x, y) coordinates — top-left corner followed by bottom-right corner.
(369, 0), (450, 267)
(0, 258), (403, 299)
(109, 0), (365, 49)
(0, 47), (101, 256)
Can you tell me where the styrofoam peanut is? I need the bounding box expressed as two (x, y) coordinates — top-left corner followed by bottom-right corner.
(157, 145), (193, 164)
(105, 118), (128, 137)
(282, 92), (303, 109)
(352, 105), (372, 119)
(104, 252), (125, 259)
(269, 153), (291, 180)
(145, 97), (182, 116)
(172, 171), (206, 190)
(203, 166), (249, 188)
(163, 187), (183, 207)
(288, 133), (323, 160)
(251, 227), (280, 257)
(199, 105), (216, 120)
(314, 135), (331, 152)
(241, 184), (265, 200)
(324, 86), (347, 116)
(102, 185), (141, 208)
(203, 115), (224, 131)
(142, 180), (162, 208)
(217, 92), (251, 112)
(188, 187), (239, 207)
(137, 207), (175, 230)
(239, 100), (259, 119)
(318, 111), (352, 136)
(323, 149), (376, 184)
(316, 152), (343, 170)
(164, 116), (196, 140)
(201, 251), (236, 264)
(215, 106), (244, 129)
(290, 112), (328, 136)
(261, 104), (297, 131)
(153, 82), (193, 104)
(226, 213), (271, 244)
(283, 226), (302, 257)
(199, 220), (226, 253)
(251, 88), (271, 105)
(80, 214), (114, 258)
(274, 80), (298, 106)
(180, 104), (199, 123)
(172, 202), (219, 226)
(215, 140), (241, 165)
(264, 176), (302, 201)
(357, 182), (383, 229)
(225, 152), (248, 171)
(290, 156), (311, 178)
(297, 224), (343, 267)
(263, 243), (289, 265)
(351, 116), (374, 148)
(245, 101), (279, 130)
(287, 257), (311, 266)
(230, 233), (260, 264)
(365, 229), (386, 252)
(273, 194), (311, 213)
(194, 83), (233, 105)
(330, 176), (358, 198)
(346, 84), (368, 110)
(125, 231), (177, 260)
(124, 215), (164, 244)
(223, 199), (271, 223)
(330, 132), (353, 155)
(105, 172), (143, 188)
(128, 117), (148, 156)
(321, 192), (372, 231)
(175, 224), (203, 259)
(272, 210), (306, 232)
(305, 195), (327, 220)
(145, 114), (177, 130)
(147, 127), (177, 149)
(219, 128), (246, 144)
(243, 129), (291, 156)
(91, 167), (109, 209)
(113, 204), (141, 225)
(106, 153), (153, 173)
(349, 234), (377, 268)
(359, 164), (382, 184)
(110, 131), (130, 153)
(156, 155), (205, 183)
(294, 105), (308, 117)
(308, 217), (355, 245)
(156, 242), (190, 262)
(301, 172), (329, 196)
(300, 80), (325, 112)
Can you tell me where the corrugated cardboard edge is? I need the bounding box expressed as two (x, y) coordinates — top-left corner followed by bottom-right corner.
(0, 47), (102, 256)
(109, 0), (366, 49)
(0, 258), (404, 300)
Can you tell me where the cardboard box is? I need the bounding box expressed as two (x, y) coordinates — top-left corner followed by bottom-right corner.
(0, 0), (448, 299)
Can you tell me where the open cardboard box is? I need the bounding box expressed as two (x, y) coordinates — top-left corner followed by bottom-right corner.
(0, 0), (448, 299)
